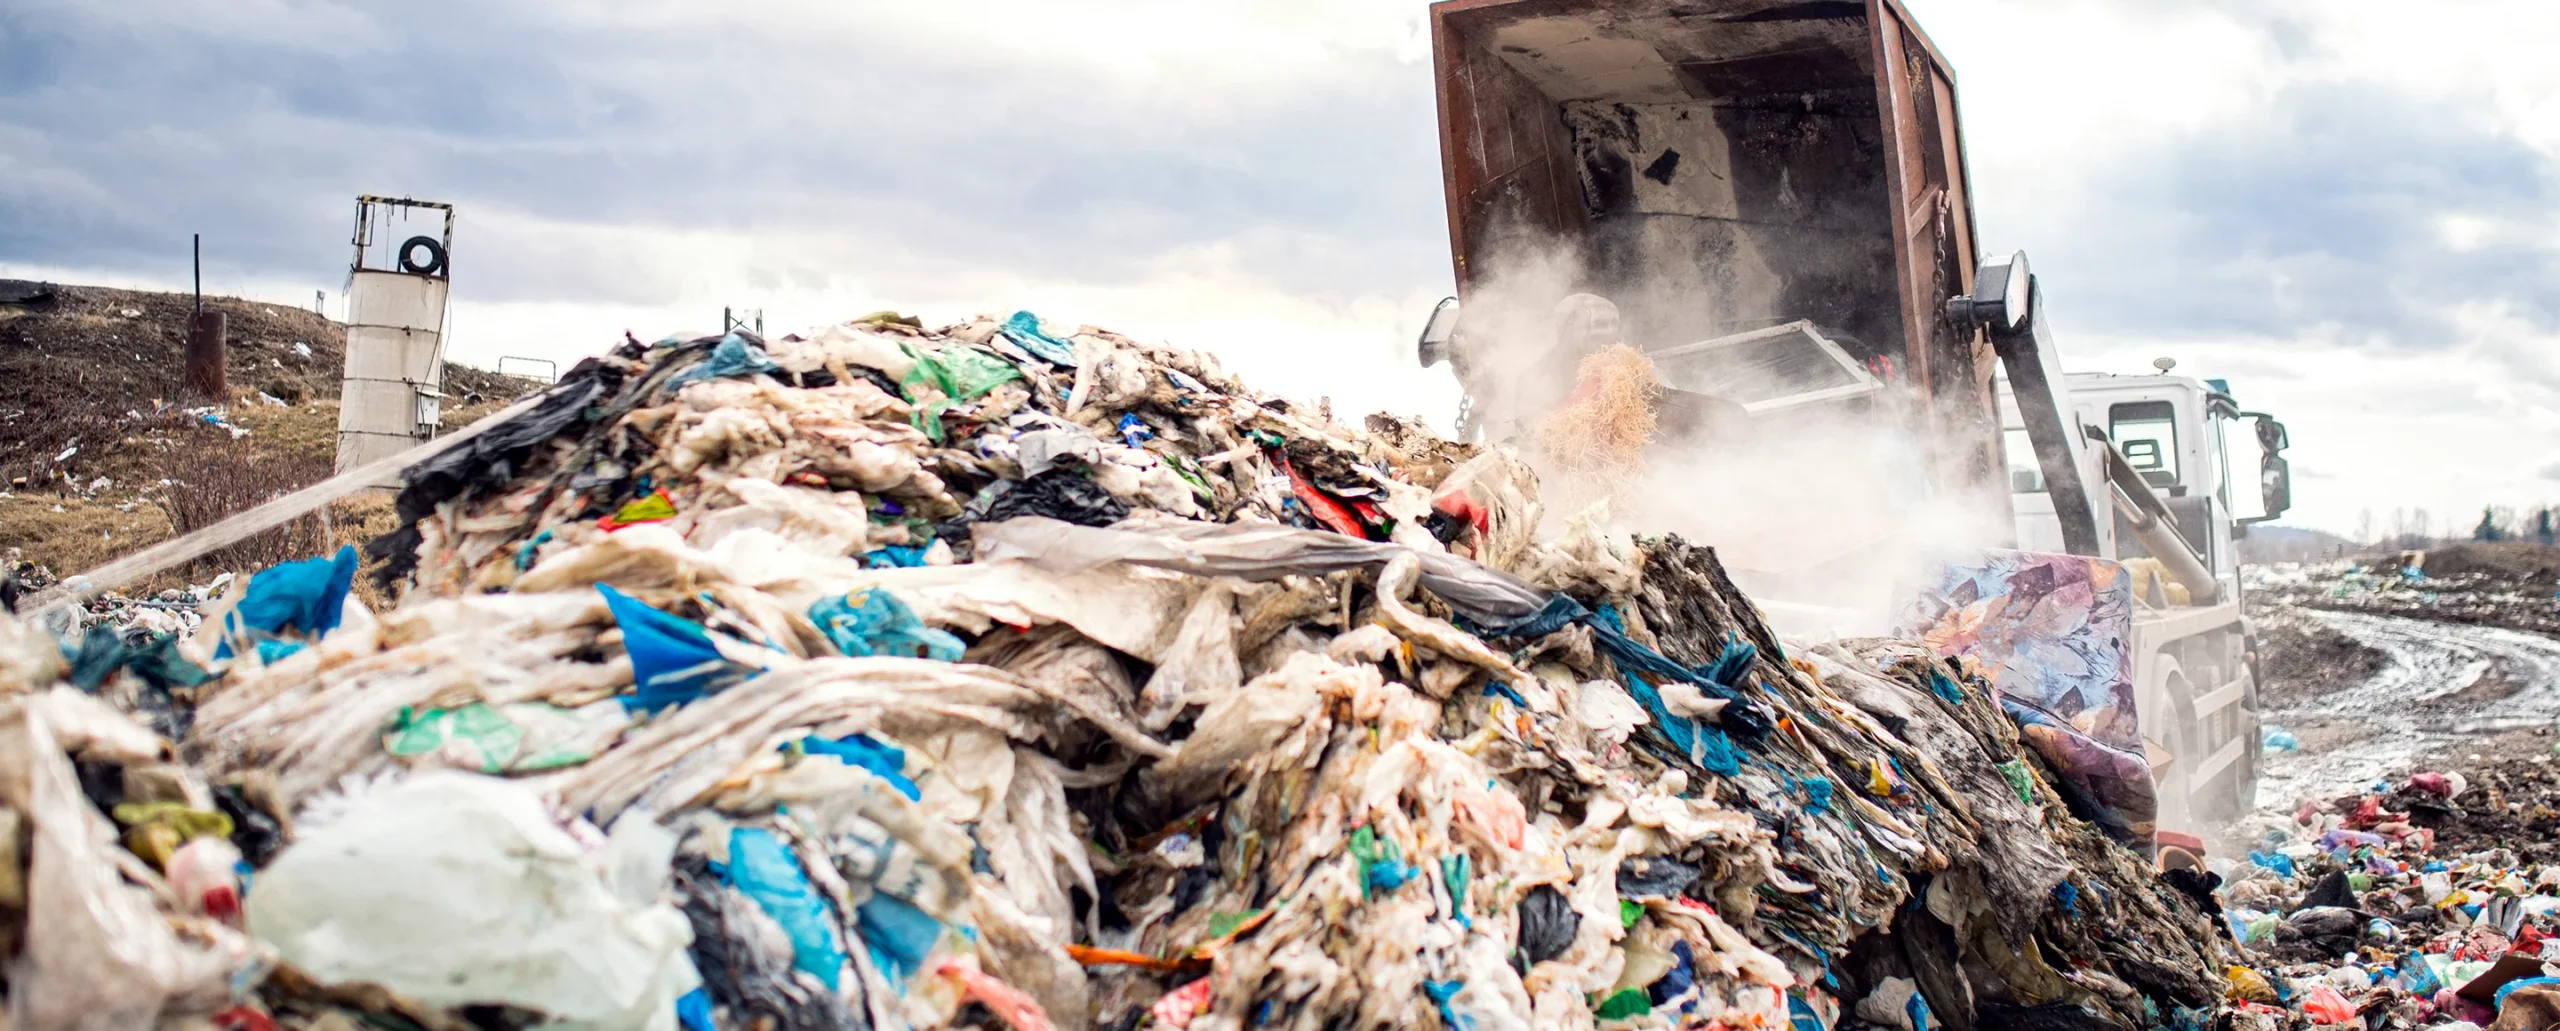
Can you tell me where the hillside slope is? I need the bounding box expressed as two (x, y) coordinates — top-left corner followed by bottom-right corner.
(0, 281), (539, 587)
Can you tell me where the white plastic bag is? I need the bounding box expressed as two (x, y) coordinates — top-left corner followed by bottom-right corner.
(5, 689), (262, 1031)
(245, 771), (700, 1030)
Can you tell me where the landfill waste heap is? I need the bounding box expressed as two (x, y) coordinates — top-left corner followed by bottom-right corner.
(2, 313), (2226, 1031)
(2251, 551), (2560, 640)
(2218, 759), (2560, 1031)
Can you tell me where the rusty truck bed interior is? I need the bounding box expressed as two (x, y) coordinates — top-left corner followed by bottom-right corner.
(1434, 0), (1949, 372)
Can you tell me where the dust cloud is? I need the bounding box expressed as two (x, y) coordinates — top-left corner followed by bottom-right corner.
(1450, 231), (2011, 639)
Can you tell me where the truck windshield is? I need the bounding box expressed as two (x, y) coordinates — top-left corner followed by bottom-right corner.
(2110, 401), (2180, 488)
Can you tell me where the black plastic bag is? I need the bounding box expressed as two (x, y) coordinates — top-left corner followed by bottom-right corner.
(1518, 884), (1581, 965)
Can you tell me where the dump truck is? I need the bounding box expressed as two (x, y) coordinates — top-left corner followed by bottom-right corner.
(1414, 0), (2297, 840)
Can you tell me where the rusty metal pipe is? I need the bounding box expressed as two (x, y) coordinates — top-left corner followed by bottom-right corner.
(184, 310), (227, 399)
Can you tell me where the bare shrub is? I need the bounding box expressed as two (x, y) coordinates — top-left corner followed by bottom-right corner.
(153, 433), (336, 577)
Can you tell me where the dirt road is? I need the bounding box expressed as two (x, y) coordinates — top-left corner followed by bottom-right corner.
(2257, 608), (2560, 808)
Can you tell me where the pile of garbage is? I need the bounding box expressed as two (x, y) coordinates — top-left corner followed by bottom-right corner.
(2217, 760), (2560, 1031)
(1, 314), (2225, 1030)
(2249, 554), (2560, 639)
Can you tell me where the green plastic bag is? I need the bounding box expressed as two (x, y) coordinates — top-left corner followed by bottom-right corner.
(900, 343), (1022, 441)
(384, 700), (631, 773)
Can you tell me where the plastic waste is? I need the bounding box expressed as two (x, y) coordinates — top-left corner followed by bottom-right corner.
(2409, 770), (2463, 798)
(382, 699), (633, 774)
(601, 489), (679, 531)
(902, 341), (1024, 441)
(2400, 953), (2445, 996)
(2424, 870), (2455, 904)
(166, 836), (243, 920)
(1152, 976), (1214, 1029)
(5, 689), (260, 1030)
(1517, 884), (1581, 965)
(219, 544), (358, 655)
(2299, 985), (2356, 1025)
(998, 310), (1078, 366)
(662, 331), (782, 392)
(1617, 855), (1703, 899)
(957, 466), (1129, 529)
(1014, 426), (1102, 479)
(68, 629), (214, 692)
(1856, 977), (1937, 1031)
(723, 826), (849, 992)
(101, 307), (2273, 1031)
(2262, 726), (2300, 752)
(795, 732), (921, 800)
(810, 586), (965, 661)
(245, 772), (700, 1030)
(2226, 966), (2278, 1004)
(598, 583), (761, 712)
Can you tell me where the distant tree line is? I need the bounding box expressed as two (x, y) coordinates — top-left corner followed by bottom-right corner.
(2470, 505), (2560, 544)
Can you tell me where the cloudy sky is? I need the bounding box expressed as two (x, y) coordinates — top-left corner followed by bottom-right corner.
(5, 0), (2559, 539)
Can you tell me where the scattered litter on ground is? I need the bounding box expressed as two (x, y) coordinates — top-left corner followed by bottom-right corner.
(2256, 549), (2560, 639)
(0, 315), (2235, 1030)
(2216, 755), (2560, 1031)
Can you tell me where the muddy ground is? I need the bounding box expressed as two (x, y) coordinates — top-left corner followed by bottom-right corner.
(2253, 603), (2388, 708)
(2251, 580), (2560, 814)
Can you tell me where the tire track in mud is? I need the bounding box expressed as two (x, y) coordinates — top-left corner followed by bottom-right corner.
(2255, 609), (2560, 810)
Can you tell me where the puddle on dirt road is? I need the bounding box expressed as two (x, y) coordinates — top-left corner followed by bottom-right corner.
(2254, 609), (2560, 810)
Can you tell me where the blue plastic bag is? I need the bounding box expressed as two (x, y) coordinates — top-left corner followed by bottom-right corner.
(230, 545), (359, 639)
(798, 733), (921, 800)
(998, 310), (1078, 367)
(675, 988), (715, 1031)
(663, 332), (781, 392)
(854, 892), (942, 986)
(1653, 941), (1698, 1008)
(724, 828), (847, 991)
(598, 584), (757, 712)
(809, 588), (964, 662)
(861, 545), (931, 569)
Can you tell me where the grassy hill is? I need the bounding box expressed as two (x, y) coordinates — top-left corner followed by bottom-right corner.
(0, 281), (539, 591)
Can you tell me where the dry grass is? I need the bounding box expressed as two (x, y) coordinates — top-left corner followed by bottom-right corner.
(153, 433), (337, 578)
(227, 399), (344, 463)
(0, 494), (175, 577)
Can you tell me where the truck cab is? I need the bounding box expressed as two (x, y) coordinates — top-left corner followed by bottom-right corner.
(2008, 371), (2252, 591)
(2001, 367), (2293, 829)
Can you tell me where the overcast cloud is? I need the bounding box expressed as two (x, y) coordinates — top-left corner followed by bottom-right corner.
(6, 0), (2559, 537)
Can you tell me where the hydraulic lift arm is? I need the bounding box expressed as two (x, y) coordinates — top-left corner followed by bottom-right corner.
(1953, 254), (2103, 558)
(1952, 253), (2221, 604)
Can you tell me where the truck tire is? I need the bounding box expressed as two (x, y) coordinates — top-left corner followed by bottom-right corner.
(2149, 659), (2199, 837)
(2231, 669), (2263, 818)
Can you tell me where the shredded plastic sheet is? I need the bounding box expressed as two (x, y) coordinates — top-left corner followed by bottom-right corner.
(10, 312), (2232, 1031)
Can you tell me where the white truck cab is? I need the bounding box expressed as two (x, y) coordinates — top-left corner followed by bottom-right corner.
(1998, 363), (2295, 832)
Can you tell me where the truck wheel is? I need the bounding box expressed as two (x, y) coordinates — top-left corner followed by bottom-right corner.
(2232, 672), (2263, 818)
(2149, 662), (2199, 837)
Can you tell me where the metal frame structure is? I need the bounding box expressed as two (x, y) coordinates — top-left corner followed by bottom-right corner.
(338, 195), (456, 478)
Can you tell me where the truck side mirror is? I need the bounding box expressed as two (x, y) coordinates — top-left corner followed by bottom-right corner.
(2253, 415), (2288, 454)
(1417, 296), (1460, 368)
(2236, 414), (2293, 526)
(2260, 454), (2293, 522)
